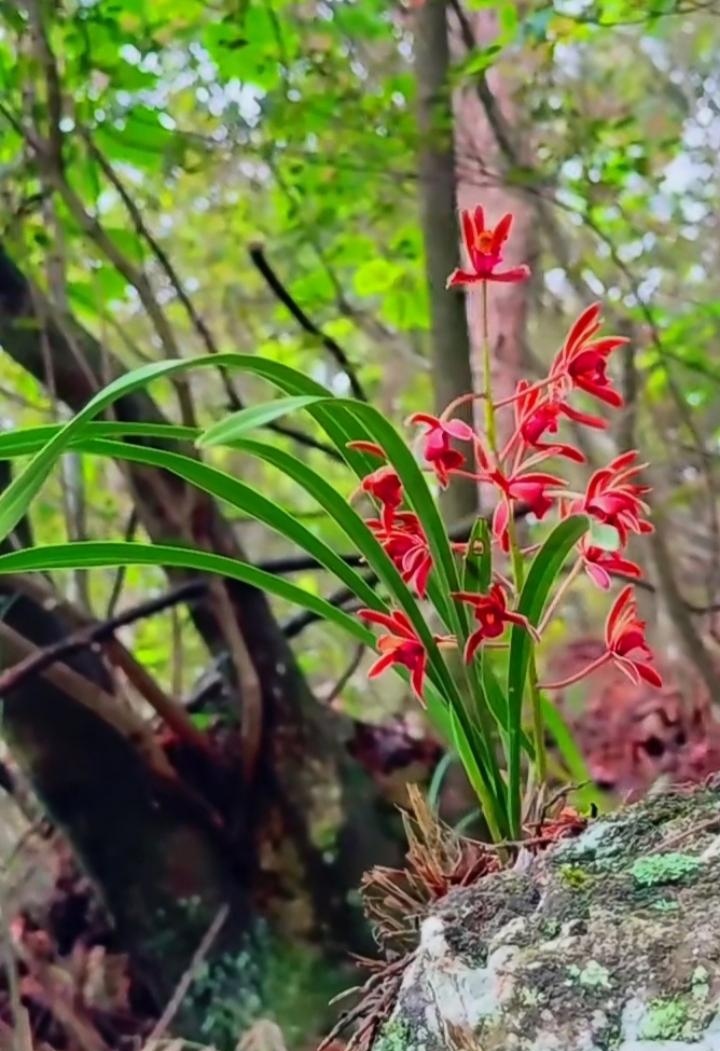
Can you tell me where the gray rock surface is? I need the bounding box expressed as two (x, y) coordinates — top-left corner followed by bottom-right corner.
(380, 786), (720, 1050)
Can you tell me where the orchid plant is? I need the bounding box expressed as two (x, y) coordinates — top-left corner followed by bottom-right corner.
(0, 204), (660, 843)
(337, 206), (660, 838)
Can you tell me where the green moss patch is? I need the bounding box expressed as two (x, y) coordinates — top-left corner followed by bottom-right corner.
(631, 852), (702, 888)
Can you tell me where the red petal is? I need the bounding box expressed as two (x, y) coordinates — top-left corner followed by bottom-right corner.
(461, 210), (476, 255)
(407, 412), (439, 428)
(636, 662), (663, 688)
(446, 268), (483, 288)
(414, 558), (433, 598)
(605, 585), (634, 644)
(464, 628), (485, 664)
(367, 652), (396, 679)
(493, 498), (509, 543)
(391, 609), (417, 637)
(452, 590), (486, 607)
(565, 303), (602, 355)
(575, 376), (624, 407)
(613, 556), (642, 578)
(410, 655), (426, 699)
(583, 336), (630, 357)
(612, 654), (642, 686)
(443, 418), (475, 441)
(487, 265), (531, 283)
(471, 205), (485, 234)
(359, 609), (416, 640)
(348, 440), (386, 458)
(491, 212), (513, 254)
(585, 563), (612, 590)
(505, 610), (538, 638)
(547, 442), (586, 464)
(514, 470), (567, 485)
(358, 608), (400, 631)
(608, 450), (640, 472)
(560, 403), (607, 430)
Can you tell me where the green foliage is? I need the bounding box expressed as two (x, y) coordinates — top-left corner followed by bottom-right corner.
(0, 334), (594, 841)
(0, 0), (715, 859)
(184, 923), (344, 1049)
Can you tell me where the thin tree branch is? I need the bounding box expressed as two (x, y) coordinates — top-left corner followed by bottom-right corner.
(79, 128), (222, 359)
(283, 584), (363, 639)
(0, 580), (205, 690)
(249, 244), (368, 401)
(322, 644), (366, 704)
(0, 619), (175, 776)
(21, 0), (63, 166)
(0, 580), (214, 754)
(74, 132), (344, 460)
(261, 420), (343, 460)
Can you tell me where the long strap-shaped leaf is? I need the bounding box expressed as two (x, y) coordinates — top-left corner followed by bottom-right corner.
(78, 438), (385, 612)
(0, 412), (466, 718)
(204, 437), (500, 787)
(506, 514), (588, 834)
(0, 357), (506, 828)
(334, 404), (511, 782)
(0, 353), (374, 542)
(82, 436), (470, 721)
(0, 422), (201, 457)
(339, 402), (462, 601)
(229, 436), (429, 622)
(0, 541), (374, 643)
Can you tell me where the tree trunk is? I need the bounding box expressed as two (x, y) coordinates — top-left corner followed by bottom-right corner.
(414, 0), (477, 525)
(0, 247), (400, 984)
(0, 460), (246, 1006)
(451, 6), (536, 441)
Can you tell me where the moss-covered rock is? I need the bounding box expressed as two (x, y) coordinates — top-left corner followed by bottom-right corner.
(384, 785), (720, 1050)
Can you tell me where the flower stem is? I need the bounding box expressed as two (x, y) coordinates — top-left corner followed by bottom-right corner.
(493, 374), (555, 409)
(528, 664), (547, 786)
(540, 653), (611, 691)
(481, 281), (498, 451)
(537, 557), (583, 636)
(506, 506), (548, 795)
(440, 390), (487, 421)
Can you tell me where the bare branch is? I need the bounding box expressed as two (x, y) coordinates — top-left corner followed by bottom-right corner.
(249, 244), (368, 401)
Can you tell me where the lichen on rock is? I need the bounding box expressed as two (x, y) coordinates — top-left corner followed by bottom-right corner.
(382, 785), (720, 1050)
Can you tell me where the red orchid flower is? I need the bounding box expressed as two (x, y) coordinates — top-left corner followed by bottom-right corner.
(453, 584), (537, 662)
(477, 442), (565, 551)
(348, 441), (405, 527)
(367, 512), (434, 598)
(407, 412), (475, 487)
(348, 439), (405, 529)
(359, 465), (403, 528)
(579, 535), (643, 591)
(358, 608), (431, 699)
(605, 585), (662, 687)
(511, 379), (605, 464)
(575, 450), (653, 544)
(446, 206), (530, 288)
(550, 303), (628, 407)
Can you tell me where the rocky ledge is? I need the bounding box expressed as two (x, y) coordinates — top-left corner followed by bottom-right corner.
(379, 785), (720, 1051)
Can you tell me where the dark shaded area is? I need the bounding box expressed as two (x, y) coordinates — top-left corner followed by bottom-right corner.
(0, 246), (402, 1012)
